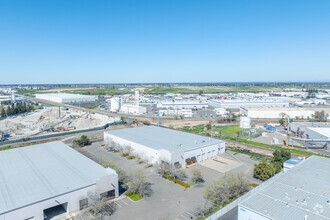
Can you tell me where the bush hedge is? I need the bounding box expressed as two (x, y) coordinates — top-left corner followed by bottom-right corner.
(162, 173), (190, 188)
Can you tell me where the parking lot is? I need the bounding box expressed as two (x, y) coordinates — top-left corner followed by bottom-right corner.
(75, 141), (259, 220)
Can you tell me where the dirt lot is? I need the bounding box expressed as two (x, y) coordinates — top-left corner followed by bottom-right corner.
(0, 107), (120, 140)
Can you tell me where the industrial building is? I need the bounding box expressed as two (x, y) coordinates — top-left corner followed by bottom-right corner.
(158, 109), (193, 117)
(35, 93), (97, 104)
(238, 155), (330, 220)
(241, 107), (315, 119)
(305, 127), (330, 140)
(209, 100), (290, 109)
(120, 104), (147, 115)
(0, 141), (118, 220)
(104, 126), (225, 167)
(156, 101), (208, 110)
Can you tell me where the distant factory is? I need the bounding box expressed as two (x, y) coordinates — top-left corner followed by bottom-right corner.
(241, 107), (316, 119)
(35, 93), (97, 105)
(108, 91), (147, 115)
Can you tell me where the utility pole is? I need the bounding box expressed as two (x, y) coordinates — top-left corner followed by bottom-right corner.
(211, 114), (213, 138)
(127, 106), (130, 127)
(58, 106), (60, 118)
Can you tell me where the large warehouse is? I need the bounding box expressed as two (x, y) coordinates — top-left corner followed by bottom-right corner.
(238, 156), (330, 220)
(35, 93), (97, 104)
(104, 126), (225, 167)
(241, 107), (315, 119)
(0, 141), (118, 220)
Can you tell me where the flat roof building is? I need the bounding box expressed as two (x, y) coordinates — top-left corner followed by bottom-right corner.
(305, 127), (330, 140)
(104, 126), (225, 167)
(238, 155), (330, 220)
(35, 93), (97, 104)
(0, 141), (118, 220)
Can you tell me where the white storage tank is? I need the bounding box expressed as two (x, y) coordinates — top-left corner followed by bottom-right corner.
(240, 116), (251, 129)
(110, 96), (121, 112)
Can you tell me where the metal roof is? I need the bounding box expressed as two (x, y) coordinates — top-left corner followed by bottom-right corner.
(307, 127), (330, 138)
(105, 126), (224, 152)
(239, 156), (330, 220)
(0, 141), (115, 215)
(284, 157), (303, 165)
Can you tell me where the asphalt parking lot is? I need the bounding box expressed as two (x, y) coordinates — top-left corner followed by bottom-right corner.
(75, 142), (259, 220)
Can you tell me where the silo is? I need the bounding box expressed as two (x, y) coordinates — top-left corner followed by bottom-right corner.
(110, 96), (121, 112)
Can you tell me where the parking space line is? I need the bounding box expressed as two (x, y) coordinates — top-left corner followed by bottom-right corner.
(114, 201), (122, 208)
(180, 214), (189, 220)
(186, 211), (194, 217)
(121, 199), (129, 205)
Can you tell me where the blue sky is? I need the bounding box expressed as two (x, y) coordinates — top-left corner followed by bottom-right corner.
(0, 0), (329, 84)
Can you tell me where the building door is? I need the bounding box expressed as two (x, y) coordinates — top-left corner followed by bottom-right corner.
(207, 151), (211, 159)
(202, 153), (206, 161)
(197, 154), (201, 162)
(212, 150), (216, 157)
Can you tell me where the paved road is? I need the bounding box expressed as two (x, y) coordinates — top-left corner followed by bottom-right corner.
(78, 142), (209, 220)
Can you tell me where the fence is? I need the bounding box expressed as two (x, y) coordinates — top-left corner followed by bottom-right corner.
(0, 121), (124, 147)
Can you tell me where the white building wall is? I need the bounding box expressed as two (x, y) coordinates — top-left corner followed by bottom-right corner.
(104, 132), (160, 164)
(0, 173), (118, 220)
(120, 105), (147, 115)
(245, 109), (315, 119)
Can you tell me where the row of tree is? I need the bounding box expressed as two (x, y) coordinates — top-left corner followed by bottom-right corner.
(253, 150), (291, 181)
(0, 102), (34, 118)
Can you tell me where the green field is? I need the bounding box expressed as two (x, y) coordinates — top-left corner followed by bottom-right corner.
(144, 86), (275, 94)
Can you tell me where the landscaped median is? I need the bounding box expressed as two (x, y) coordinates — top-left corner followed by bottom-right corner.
(162, 173), (191, 188)
(124, 192), (143, 201)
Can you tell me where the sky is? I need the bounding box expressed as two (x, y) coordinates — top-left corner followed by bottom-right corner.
(0, 0), (330, 84)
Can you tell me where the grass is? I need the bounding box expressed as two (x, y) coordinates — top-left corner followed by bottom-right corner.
(80, 103), (101, 109)
(144, 86), (274, 94)
(0, 145), (25, 151)
(189, 182), (197, 186)
(182, 125), (330, 159)
(124, 192), (143, 201)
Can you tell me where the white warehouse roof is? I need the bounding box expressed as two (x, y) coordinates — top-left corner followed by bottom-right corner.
(0, 141), (116, 215)
(306, 127), (330, 138)
(105, 126), (224, 152)
(239, 156), (330, 219)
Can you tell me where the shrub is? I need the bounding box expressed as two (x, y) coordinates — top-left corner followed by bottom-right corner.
(121, 153), (129, 157)
(127, 156), (135, 160)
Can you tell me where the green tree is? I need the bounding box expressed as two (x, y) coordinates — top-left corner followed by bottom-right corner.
(272, 161), (283, 174)
(73, 135), (91, 147)
(203, 173), (250, 206)
(253, 161), (276, 181)
(123, 170), (152, 197)
(1, 107), (6, 118)
(273, 150), (291, 164)
(278, 118), (285, 126)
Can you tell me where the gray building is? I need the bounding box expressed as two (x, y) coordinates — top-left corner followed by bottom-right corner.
(0, 141), (118, 220)
(238, 156), (330, 220)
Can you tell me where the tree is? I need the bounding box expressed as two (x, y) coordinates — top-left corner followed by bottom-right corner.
(0, 107), (6, 118)
(273, 149), (291, 164)
(73, 135), (91, 147)
(203, 173), (250, 206)
(205, 122), (212, 130)
(199, 90), (203, 96)
(87, 191), (117, 217)
(123, 170), (152, 197)
(102, 161), (127, 182)
(278, 118), (285, 126)
(192, 169), (204, 183)
(253, 161), (276, 181)
(312, 110), (328, 122)
(272, 161), (283, 174)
